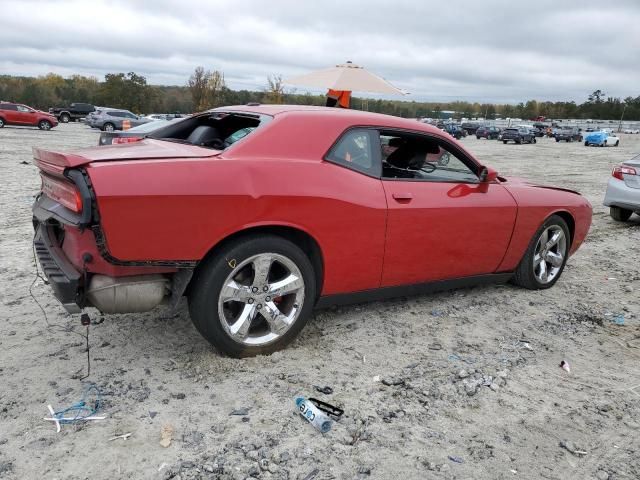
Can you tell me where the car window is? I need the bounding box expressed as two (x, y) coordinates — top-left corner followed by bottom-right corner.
(17, 105), (31, 112)
(0, 104), (17, 111)
(125, 112), (137, 119)
(325, 128), (380, 177)
(109, 111), (123, 117)
(381, 131), (478, 183)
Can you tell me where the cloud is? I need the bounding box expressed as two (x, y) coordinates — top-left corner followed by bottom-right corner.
(0, 0), (638, 102)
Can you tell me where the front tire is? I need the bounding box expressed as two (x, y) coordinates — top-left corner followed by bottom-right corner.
(610, 206), (632, 222)
(615, 140), (619, 146)
(584, 141), (589, 146)
(512, 215), (570, 290)
(188, 235), (317, 357)
(503, 140), (507, 144)
(38, 120), (52, 130)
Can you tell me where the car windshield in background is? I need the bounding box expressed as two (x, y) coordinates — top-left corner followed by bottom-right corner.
(148, 111), (268, 150)
(128, 119), (174, 133)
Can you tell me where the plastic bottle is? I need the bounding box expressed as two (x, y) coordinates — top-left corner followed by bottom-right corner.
(295, 397), (332, 433)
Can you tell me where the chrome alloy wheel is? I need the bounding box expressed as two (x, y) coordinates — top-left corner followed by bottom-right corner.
(217, 253), (305, 346)
(533, 225), (567, 284)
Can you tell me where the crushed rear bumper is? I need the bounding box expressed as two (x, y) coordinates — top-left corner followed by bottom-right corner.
(33, 222), (82, 313)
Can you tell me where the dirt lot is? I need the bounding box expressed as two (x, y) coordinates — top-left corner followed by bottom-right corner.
(1, 123), (639, 480)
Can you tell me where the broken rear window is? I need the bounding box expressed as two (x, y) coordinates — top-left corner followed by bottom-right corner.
(149, 111), (270, 150)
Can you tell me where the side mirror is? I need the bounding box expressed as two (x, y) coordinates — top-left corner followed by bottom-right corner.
(479, 166), (499, 183)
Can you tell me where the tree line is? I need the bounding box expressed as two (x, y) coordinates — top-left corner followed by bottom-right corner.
(1, 70), (640, 121)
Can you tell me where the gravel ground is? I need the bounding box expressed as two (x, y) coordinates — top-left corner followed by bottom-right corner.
(0, 123), (639, 480)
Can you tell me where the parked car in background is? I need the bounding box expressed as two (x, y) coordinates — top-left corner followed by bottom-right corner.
(144, 113), (187, 121)
(441, 123), (465, 139)
(476, 126), (501, 139)
(0, 102), (58, 130)
(89, 108), (152, 131)
(584, 130), (619, 147)
(461, 122), (481, 135)
(604, 153), (640, 221)
(501, 128), (536, 144)
(531, 127), (545, 138)
(622, 128), (640, 134)
(98, 118), (180, 145)
(31, 105), (591, 357)
(555, 127), (583, 142)
(49, 103), (95, 123)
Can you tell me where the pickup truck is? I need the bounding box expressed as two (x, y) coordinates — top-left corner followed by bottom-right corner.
(49, 103), (95, 123)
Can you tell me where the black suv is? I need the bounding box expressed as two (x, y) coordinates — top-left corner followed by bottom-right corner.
(501, 128), (536, 144)
(554, 127), (583, 142)
(461, 122), (481, 135)
(476, 126), (501, 139)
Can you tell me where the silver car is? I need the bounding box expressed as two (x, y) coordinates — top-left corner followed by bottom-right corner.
(603, 153), (640, 221)
(90, 108), (152, 131)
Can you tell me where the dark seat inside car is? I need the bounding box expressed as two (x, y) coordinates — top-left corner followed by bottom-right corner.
(186, 125), (223, 147)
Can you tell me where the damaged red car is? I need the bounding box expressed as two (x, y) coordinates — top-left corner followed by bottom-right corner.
(32, 105), (592, 357)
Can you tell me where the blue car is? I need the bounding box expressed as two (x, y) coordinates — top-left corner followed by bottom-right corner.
(584, 130), (620, 147)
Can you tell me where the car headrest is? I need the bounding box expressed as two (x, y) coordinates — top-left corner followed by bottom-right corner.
(187, 125), (221, 146)
(388, 137), (405, 148)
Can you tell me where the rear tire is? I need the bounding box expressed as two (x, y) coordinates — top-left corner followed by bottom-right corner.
(615, 140), (619, 146)
(512, 215), (570, 290)
(532, 137), (537, 144)
(610, 206), (632, 222)
(102, 122), (115, 132)
(188, 235), (317, 357)
(0, 117), (4, 128)
(584, 141), (589, 146)
(503, 140), (507, 144)
(60, 113), (70, 123)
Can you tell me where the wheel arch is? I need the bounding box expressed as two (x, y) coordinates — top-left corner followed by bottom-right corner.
(190, 224), (325, 299)
(551, 210), (575, 247)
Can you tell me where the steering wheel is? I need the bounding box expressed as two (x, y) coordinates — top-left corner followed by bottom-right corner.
(421, 161), (437, 173)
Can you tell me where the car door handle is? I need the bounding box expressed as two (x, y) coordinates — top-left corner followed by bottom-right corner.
(392, 193), (413, 202)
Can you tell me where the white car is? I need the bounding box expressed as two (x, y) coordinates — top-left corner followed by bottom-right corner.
(623, 128), (640, 134)
(584, 130), (620, 147)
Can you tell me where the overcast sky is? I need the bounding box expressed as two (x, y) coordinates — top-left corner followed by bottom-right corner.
(1, 0), (639, 103)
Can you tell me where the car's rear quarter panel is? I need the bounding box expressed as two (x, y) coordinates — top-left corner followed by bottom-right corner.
(87, 156), (388, 295)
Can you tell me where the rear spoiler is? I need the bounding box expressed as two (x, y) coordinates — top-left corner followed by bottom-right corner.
(33, 147), (91, 176)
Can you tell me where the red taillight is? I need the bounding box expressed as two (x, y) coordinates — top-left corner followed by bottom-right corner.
(112, 136), (142, 144)
(40, 173), (83, 213)
(612, 165), (637, 180)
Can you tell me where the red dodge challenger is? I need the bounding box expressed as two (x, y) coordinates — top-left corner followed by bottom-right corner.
(32, 105), (592, 357)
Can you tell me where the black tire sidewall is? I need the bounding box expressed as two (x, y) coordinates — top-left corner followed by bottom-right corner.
(514, 215), (570, 290)
(188, 235), (317, 357)
(39, 120), (51, 130)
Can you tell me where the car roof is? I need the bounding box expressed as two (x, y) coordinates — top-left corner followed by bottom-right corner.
(215, 104), (445, 136)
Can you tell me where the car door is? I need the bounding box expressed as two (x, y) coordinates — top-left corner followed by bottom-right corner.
(15, 105), (35, 125)
(0, 104), (19, 124)
(379, 130), (518, 287)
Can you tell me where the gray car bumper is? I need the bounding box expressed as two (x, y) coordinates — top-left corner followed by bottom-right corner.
(603, 178), (640, 211)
